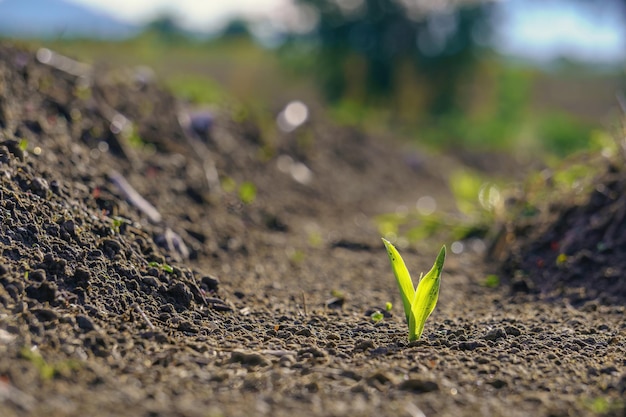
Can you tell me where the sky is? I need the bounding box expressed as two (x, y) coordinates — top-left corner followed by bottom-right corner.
(492, 0), (626, 63)
(65, 0), (293, 32)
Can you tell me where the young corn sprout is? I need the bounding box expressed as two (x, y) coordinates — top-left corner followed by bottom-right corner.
(381, 238), (446, 341)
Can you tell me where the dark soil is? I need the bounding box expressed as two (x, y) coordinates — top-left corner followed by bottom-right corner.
(0, 42), (624, 417)
(499, 159), (626, 306)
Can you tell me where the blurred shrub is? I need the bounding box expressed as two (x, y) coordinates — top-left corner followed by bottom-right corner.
(166, 75), (226, 104)
(536, 112), (593, 157)
(143, 14), (189, 44)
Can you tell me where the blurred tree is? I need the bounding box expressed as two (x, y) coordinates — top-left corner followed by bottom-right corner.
(220, 19), (253, 40)
(143, 14), (187, 43)
(288, 0), (494, 117)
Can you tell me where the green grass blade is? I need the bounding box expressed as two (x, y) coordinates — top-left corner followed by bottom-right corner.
(381, 238), (415, 324)
(410, 245), (446, 340)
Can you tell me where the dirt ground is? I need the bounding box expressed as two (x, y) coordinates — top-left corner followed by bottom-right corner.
(0, 43), (624, 417)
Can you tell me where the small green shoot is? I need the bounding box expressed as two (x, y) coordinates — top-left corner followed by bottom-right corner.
(221, 176), (236, 193)
(288, 248), (305, 264)
(19, 347), (81, 380)
(370, 311), (384, 323)
(18, 139), (29, 151)
(20, 347), (56, 380)
(111, 216), (128, 234)
(330, 289), (344, 299)
(385, 301), (393, 312)
(582, 396), (624, 415)
(127, 126), (146, 149)
(483, 274), (500, 288)
(148, 261), (174, 274)
(382, 239), (446, 341)
(238, 181), (257, 204)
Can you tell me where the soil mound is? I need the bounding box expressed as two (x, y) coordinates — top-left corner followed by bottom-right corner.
(0, 39), (418, 321)
(498, 147), (626, 305)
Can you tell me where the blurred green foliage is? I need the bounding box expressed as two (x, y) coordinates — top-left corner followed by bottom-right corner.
(537, 112), (594, 157)
(286, 0), (493, 117)
(375, 167), (502, 245)
(277, 1), (617, 159)
(165, 75), (226, 105)
(35, 7), (621, 160)
(144, 15), (189, 44)
(418, 64), (532, 150)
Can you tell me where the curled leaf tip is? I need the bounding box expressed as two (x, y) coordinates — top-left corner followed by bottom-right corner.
(435, 245), (446, 270)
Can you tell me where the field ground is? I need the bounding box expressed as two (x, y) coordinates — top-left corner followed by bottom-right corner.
(0, 42), (624, 417)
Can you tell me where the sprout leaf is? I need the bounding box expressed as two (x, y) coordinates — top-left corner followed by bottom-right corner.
(382, 239), (446, 341)
(381, 238), (415, 325)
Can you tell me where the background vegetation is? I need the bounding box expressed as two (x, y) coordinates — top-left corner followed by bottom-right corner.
(12, 0), (625, 164)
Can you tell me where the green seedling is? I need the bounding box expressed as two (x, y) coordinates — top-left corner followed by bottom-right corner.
(238, 181), (257, 204)
(20, 347), (81, 380)
(18, 139), (29, 151)
(20, 347), (56, 380)
(370, 311), (384, 323)
(221, 176), (236, 193)
(111, 216), (129, 234)
(382, 238), (446, 341)
(148, 261), (174, 273)
(483, 274), (500, 288)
